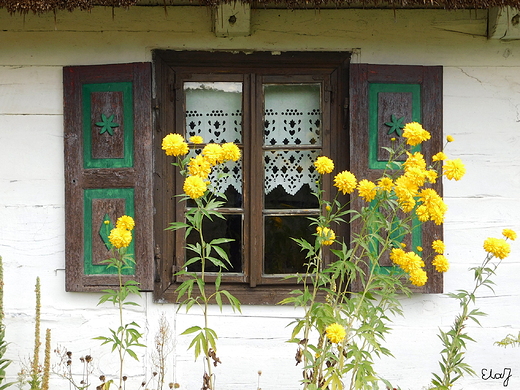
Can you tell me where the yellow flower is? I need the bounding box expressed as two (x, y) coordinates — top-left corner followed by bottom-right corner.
(432, 239), (446, 254)
(394, 176), (419, 212)
(108, 227), (132, 249)
(403, 152), (426, 171)
(416, 246), (423, 252)
(188, 155), (212, 179)
(377, 177), (394, 192)
(390, 248), (406, 266)
(203, 144), (225, 165)
(483, 237), (511, 259)
(221, 142), (241, 162)
(400, 251), (425, 273)
(432, 152), (447, 162)
(409, 268), (428, 286)
(443, 159), (466, 181)
(325, 323), (346, 344)
(162, 133), (189, 156)
(189, 135), (204, 144)
(333, 170), (357, 194)
(314, 156), (334, 175)
(446, 135), (454, 142)
(357, 179), (377, 202)
(502, 229), (517, 241)
(317, 226), (336, 246)
(116, 215), (135, 231)
(183, 175), (208, 199)
(103, 220), (110, 225)
(402, 122), (431, 146)
(425, 169), (438, 184)
(404, 166), (427, 188)
(432, 255), (450, 272)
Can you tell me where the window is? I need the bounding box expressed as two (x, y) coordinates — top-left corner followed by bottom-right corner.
(153, 51), (349, 304)
(64, 54), (443, 301)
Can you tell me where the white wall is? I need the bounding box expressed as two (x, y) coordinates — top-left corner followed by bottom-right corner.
(0, 6), (519, 390)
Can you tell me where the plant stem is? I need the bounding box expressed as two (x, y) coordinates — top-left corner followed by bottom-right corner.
(117, 260), (125, 390)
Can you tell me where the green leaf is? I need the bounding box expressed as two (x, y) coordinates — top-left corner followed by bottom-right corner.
(181, 326), (202, 335)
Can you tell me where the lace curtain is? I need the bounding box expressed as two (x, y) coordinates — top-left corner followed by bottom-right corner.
(184, 82), (322, 196)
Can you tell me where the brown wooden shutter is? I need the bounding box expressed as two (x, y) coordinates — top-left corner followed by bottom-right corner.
(349, 64), (443, 293)
(64, 63), (154, 292)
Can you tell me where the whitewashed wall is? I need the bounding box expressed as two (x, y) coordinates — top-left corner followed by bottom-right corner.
(0, 6), (519, 390)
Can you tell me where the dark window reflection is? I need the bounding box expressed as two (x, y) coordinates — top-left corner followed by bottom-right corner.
(186, 214), (242, 273)
(264, 215), (315, 274)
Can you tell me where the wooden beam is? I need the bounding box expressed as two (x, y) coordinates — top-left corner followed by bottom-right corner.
(213, 1), (251, 37)
(488, 6), (520, 40)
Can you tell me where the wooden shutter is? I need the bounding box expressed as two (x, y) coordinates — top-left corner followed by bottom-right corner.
(349, 64), (443, 293)
(64, 63), (154, 292)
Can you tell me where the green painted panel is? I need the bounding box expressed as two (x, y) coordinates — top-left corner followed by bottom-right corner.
(82, 82), (134, 169)
(368, 83), (421, 170)
(83, 188), (135, 275)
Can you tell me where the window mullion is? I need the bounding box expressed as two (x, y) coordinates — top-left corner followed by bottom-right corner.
(247, 73), (264, 288)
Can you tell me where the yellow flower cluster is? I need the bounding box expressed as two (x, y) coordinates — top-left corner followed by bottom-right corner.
(317, 226), (336, 246)
(162, 134), (241, 200)
(325, 323), (346, 344)
(416, 188), (448, 225)
(483, 237), (511, 259)
(108, 215), (135, 249)
(390, 247), (428, 286)
(391, 151), (447, 223)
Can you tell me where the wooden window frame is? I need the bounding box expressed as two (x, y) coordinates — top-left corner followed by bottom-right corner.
(152, 51), (350, 304)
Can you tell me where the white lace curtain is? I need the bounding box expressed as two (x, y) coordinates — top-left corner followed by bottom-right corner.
(185, 82), (322, 196)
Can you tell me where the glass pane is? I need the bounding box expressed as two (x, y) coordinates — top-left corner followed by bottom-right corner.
(263, 84), (321, 146)
(186, 149), (243, 208)
(264, 150), (320, 209)
(186, 214), (242, 273)
(264, 216), (315, 274)
(185, 82), (242, 144)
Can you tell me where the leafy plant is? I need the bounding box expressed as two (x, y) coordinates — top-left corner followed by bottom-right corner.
(94, 215), (145, 389)
(162, 134), (242, 390)
(430, 230), (516, 389)
(282, 124), (464, 390)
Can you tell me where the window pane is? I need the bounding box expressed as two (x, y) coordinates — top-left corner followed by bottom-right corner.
(186, 214), (243, 273)
(263, 84), (321, 146)
(264, 150), (320, 209)
(185, 82), (242, 144)
(264, 216), (315, 274)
